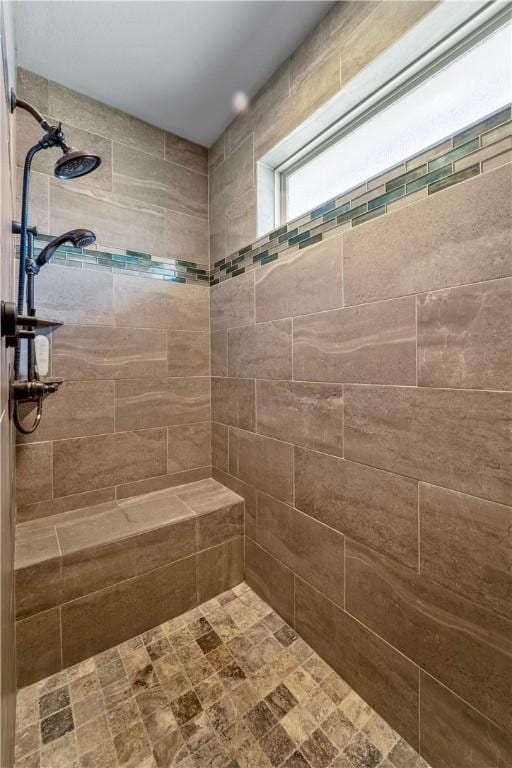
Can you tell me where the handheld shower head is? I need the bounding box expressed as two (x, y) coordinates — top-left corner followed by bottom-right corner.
(54, 146), (101, 180)
(35, 229), (96, 268)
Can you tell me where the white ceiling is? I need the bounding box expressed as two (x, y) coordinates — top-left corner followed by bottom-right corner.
(13, 1), (333, 146)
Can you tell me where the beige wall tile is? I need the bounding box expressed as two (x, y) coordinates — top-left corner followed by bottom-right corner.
(345, 539), (511, 731)
(52, 325), (167, 380)
(344, 385), (512, 506)
(61, 540), (136, 603)
(167, 422), (211, 473)
(17, 380), (115, 444)
(210, 135), (254, 213)
(420, 672), (512, 768)
(135, 518), (196, 575)
(15, 558), (61, 620)
(419, 483), (512, 620)
(211, 272), (255, 331)
(17, 67), (48, 112)
(212, 468), (257, 540)
(53, 428), (167, 497)
(228, 319), (292, 380)
(226, 187), (257, 256)
(16, 442), (53, 507)
(417, 278), (512, 390)
(212, 377), (256, 431)
(115, 377), (210, 431)
(113, 142), (207, 219)
(16, 608), (62, 688)
(50, 182), (167, 258)
(164, 132), (208, 174)
(211, 330), (228, 377)
(295, 578), (420, 750)
(168, 331), (210, 377)
(343, 167), (512, 305)
(256, 380), (343, 457)
(165, 210), (209, 265)
(256, 492), (344, 607)
(17, 487), (116, 525)
(255, 235), (343, 322)
(48, 79), (164, 157)
(35, 262), (114, 326)
(211, 422), (229, 473)
(208, 132), (225, 171)
(229, 428), (293, 504)
(245, 538), (294, 626)
(116, 466), (210, 500)
(454, 136), (512, 173)
(15, 168), (49, 231)
(197, 504), (244, 550)
(197, 538), (244, 603)
(294, 446), (418, 569)
(114, 274), (209, 331)
(293, 297), (416, 385)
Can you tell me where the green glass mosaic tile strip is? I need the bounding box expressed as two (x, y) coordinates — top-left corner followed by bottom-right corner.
(428, 138), (480, 171)
(337, 203), (367, 224)
(368, 186), (405, 211)
(428, 163), (480, 194)
(261, 253), (278, 265)
(406, 163), (452, 193)
(353, 205), (386, 226)
(322, 202), (350, 223)
(299, 233), (323, 249)
(453, 105), (511, 147)
(288, 231), (310, 245)
(386, 165), (427, 191)
(311, 200), (336, 219)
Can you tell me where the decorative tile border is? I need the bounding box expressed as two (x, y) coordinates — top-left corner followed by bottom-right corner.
(210, 105), (512, 286)
(17, 105), (511, 289)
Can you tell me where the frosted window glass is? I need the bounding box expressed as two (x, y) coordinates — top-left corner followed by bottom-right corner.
(285, 22), (512, 220)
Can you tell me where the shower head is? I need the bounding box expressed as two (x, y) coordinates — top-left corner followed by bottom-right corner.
(35, 229), (96, 268)
(54, 146), (102, 180)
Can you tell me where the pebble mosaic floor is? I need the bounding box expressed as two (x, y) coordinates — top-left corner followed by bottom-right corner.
(14, 583), (430, 768)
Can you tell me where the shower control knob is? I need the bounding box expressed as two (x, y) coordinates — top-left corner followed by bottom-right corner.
(1, 301), (18, 347)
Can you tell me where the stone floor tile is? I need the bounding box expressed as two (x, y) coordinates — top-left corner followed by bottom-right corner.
(343, 732), (382, 768)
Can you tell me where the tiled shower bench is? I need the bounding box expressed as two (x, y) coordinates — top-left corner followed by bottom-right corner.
(15, 479), (244, 688)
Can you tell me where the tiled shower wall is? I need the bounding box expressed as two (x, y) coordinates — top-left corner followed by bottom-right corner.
(14, 69), (211, 522)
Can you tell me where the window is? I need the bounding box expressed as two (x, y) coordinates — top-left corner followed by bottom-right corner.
(276, 12), (511, 224)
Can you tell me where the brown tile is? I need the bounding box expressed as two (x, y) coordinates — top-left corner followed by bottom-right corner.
(167, 331), (210, 377)
(165, 131), (208, 174)
(343, 165), (512, 305)
(301, 728), (338, 768)
(212, 468), (257, 540)
(228, 319), (292, 379)
(197, 538), (244, 603)
(256, 492), (344, 606)
(255, 235), (343, 322)
(212, 422), (229, 473)
(114, 274), (209, 331)
(16, 443), (52, 507)
(295, 578), (419, 750)
(245, 539), (294, 626)
(165, 208), (208, 265)
(40, 706), (74, 744)
(113, 720), (151, 765)
(420, 483), (512, 619)
(197, 504), (244, 550)
(211, 330), (228, 376)
(15, 557), (61, 620)
(294, 447), (418, 568)
(345, 539), (511, 730)
(52, 324), (167, 380)
(115, 376), (210, 431)
(39, 685), (70, 718)
(16, 380), (115, 445)
(135, 517), (196, 575)
(53, 428), (167, 496)
(170, 689), (203, 725)
(256, 381), (343, 456)
(17, 487), (116, 525)
(60, 540), (136, 603)
(265, 683), (299, 719)
(211, 271), (255, 331)
(34, 262), (113, 326)
(61, 556), (196, 666)
(245, 700), (277, 738)
(229, 428), (293, 504)
(417, 278), (512, 390)
(116, 466), (210, 500)
(293, 297), (416, 385)
(212, 377), (256, 430)
(344, 384), (512, 506)
(343, 732), (381, 768)
(152, 729), (187, 767)
(420, 672), (512, 768)
(167, 422), (211, 473)
(16, 608), (62, 688)
(283, 751), (311, 768)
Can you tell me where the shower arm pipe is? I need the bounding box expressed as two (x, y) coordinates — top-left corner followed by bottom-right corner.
(13, 96), (50, 130)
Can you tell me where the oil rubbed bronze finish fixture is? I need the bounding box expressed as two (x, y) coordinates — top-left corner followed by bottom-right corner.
(3, 91), (101, 434)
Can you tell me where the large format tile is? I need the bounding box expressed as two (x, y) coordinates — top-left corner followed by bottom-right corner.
(114, 274), (208, 331)
(294, 447), (418, 568)
(211, 330), (228, 376)
(255, 235), (343, 322)
(343, 166), (512, 305)
(167, 422), (211, 473)
(17, 380), (115, 444)
(17, 487), (116, 525)
(61, 540), (137, 603)
(211, 422), (229, 473)
(417, 278), (512, 390)
(35, 263), (114, 326)
(212, 377), (256, 431)
(115, 377), (210, 431)
(345, 539), (512, 731)
(16, 442), (53, 507)
(344, 385), (512, 506)
(256, 492), (344, 607)
(245, 539), (295, 626)
(52, 324), (167, 380)
(16, 608), (62, 688)
(420, 672), (512, 768)
(295, 578), (420, 750)
(135, 518), (196, 575)
(228, 319), (293, 380)
(52, 428), (167, 496)
(212, 468), (257, 540)
(167, 331), (209, 377)
(165, 131), (208, 174)
(229, 428), (294, 504)
(113, 142), (208, 219)
(419, 483), (512, 620)
(210, 271), (255, 331)
(165, 209), (209, 264)
(209, 134), (254, 213)
(197, 538), (244, 603)
(256, 380), (343, 456)
(293, 297), (416, 385)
